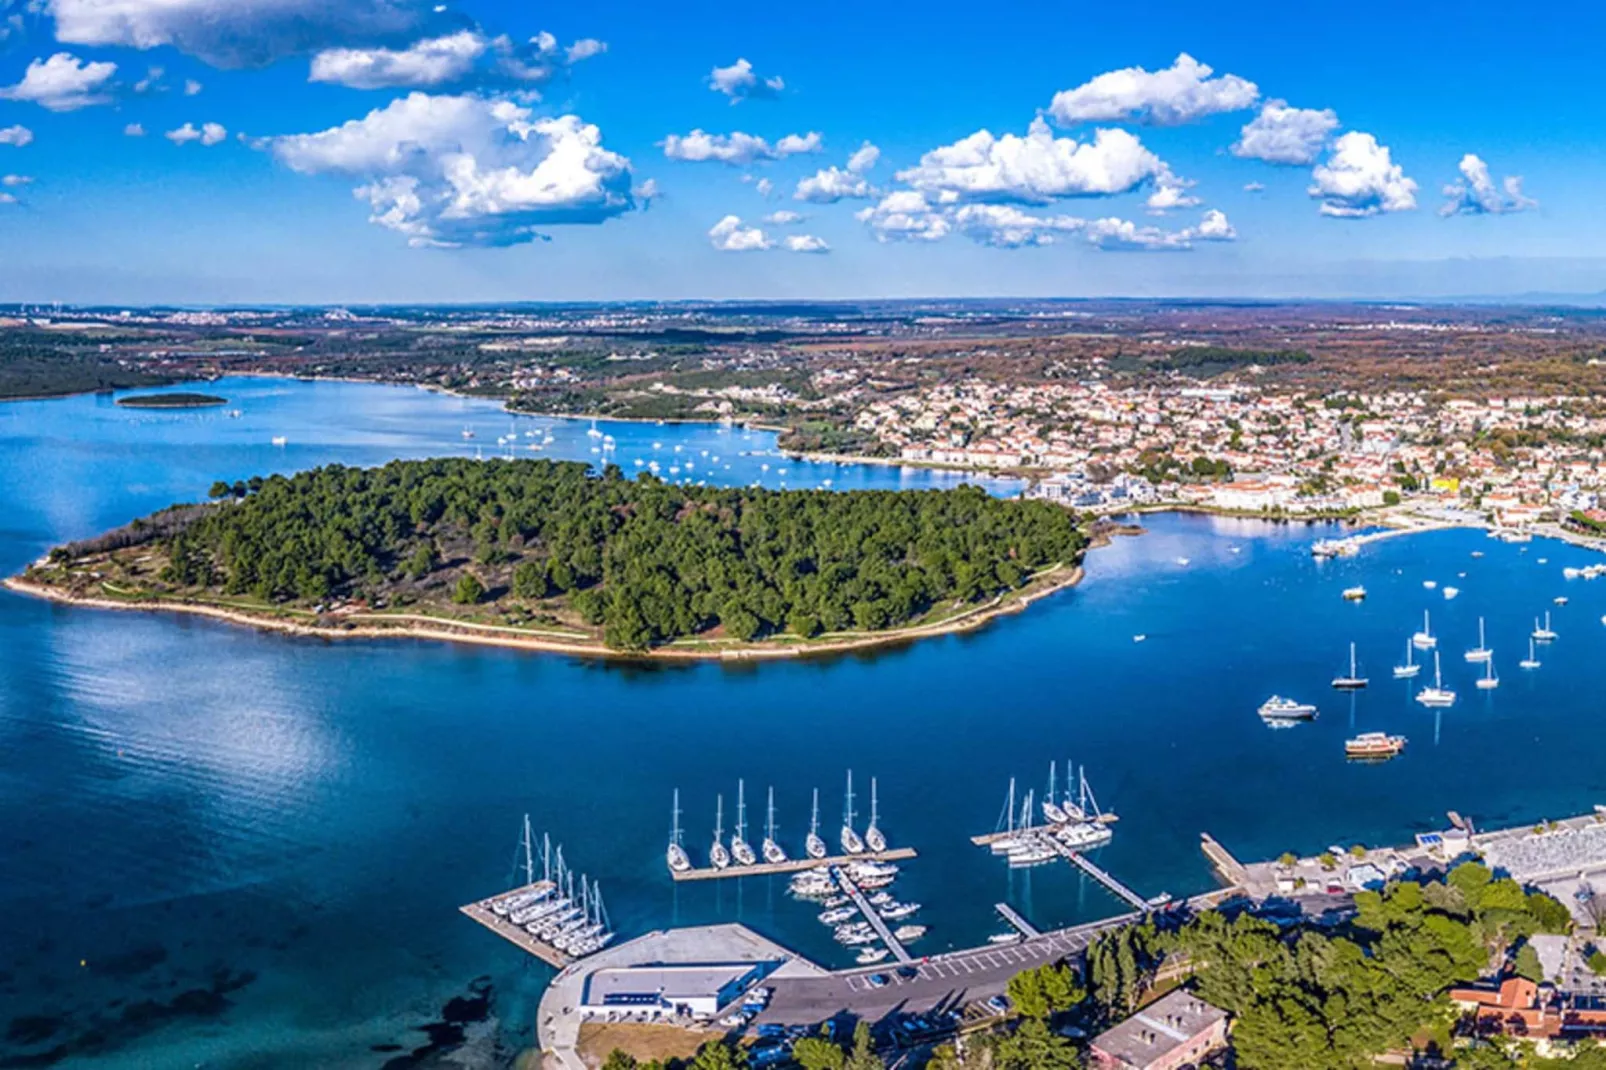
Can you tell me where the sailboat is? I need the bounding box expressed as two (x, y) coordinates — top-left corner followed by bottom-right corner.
(806, 788), (827, 859)
(1476, 656), (1500, 690)
(731, 780), (757, 866)
(1464, 617), (1492, 663)
(865, 778), (887, 854)
(1519, 637), (1541, 670)
(1415, 651), (1456, 707)
(841, 771), (865, 855)
(710, 795), (731, 870)
(1331, 642), (1368, 689)
(1532, 612), (1558, 642)
(1412, 610), (1437, 650)
(667, 790), (691, 873)
(1393, 638), (1421, 678)
(1042, 762), (1070, 825)
(989, 778), (1028, 854)
(762, 787), (787, 864)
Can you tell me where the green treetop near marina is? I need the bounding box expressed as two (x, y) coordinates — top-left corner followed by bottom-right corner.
(24, 457), (1086, 653)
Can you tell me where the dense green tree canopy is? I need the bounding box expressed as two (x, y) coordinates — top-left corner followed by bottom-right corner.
(135, 458), (1084, 650)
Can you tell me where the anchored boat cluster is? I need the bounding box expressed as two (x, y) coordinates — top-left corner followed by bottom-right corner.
(475, 819), (614, 963)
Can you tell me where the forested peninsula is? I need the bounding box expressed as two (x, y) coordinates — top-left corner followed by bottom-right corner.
(14, 458), (1087, 657)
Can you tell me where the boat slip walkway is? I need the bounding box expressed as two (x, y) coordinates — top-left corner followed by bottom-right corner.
(832, 865), (913, 963)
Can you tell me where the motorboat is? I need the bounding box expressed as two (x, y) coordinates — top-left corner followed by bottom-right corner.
(1346, 732), (1406, 760)
(1258, 695), (1317, 721)
(1342, 586), (1367, 601)
(856, 948), (890, 965)
(893, 925), (927, 942)
(819, 907), (858, 925)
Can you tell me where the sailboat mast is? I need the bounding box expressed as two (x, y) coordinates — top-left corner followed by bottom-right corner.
(521, 814), (535, 886)
(1047, 763), (1056, 808)
(811, 788), (820, 835)
(1007, 777), (1016, 834)
(715, 794), (724, 839)
(671, 789), (682, 847)
(737, 779), (746, 840)
(844, 770), (855, 827)
(870, 778), (879, 827)
(767, 786), (777, 840)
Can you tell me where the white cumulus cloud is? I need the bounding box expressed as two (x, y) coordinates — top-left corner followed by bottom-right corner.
(1, 173), (31, 186)
(123, 121), (145, 136)
(856, 190), (951, 243)
(1047, 53), (1257, 126)
(661, 129), (821, 166)
(0, 124), (34, 146)
(0, 52), (117, 111)
(784, 233), (828, 253)
(708, 214), (771, 251)
(762, 209), (803, 225)
(310, 29), (485, 88)
(795, 165), (873, 203)
(1146, 169), (1200, 214)
(48, 0), (431, 67)
(895, 118), (1164, 204)
(845, 142), (879, 174)
(1232, 100), (1339, 165)
(184, 77), (202, 95)
(167, 120), (226, 145)
(1440, 153), (1536, 217)
(953, 204), (1086, 248)
(1308, 131), (1417, 218)
(709, 57), (783, 102)
(268, 92), (636, 247)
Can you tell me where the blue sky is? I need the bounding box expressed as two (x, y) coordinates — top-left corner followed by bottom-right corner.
(1, 0), (1603, 304)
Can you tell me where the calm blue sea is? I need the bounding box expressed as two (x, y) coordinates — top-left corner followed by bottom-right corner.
(3, 379), (1605, 1068)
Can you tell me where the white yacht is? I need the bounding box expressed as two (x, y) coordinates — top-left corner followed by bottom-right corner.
(1519, 637), (1541, 670)
(1464, 617), (1492, 663)
(1056, 821), (1114, 850)
(988, 778), (1031, 854)
(731, 780), (757, 866)
(1533, 612), (1558, 642)
(1258, 696), (1318, 721)
(1412, 610), (1437, 650)
(893, 925), (927, 943)
(666, 790), (691, 873)
(840, 771), (865, 855)
(710, 795), (731, 870)
(1041, 762), (1070, 826)
(1443, 586), (1460, 600)
(1393, 638), (1422, 678)
(856, 948), (890, 965)
(864, 778), (887, 854)
(762, 786), (787, 865)
(1415, 651), (1456, 707)
(1008, 841), (1057, 868)
(1332, 642), (1368, 690)
(805, 789), (828, 860)
(1423, 579), (1438, 590)
(1476, 657), (1499, 690)
(819, 906), (858, 925)
(878, 901), (921, 920)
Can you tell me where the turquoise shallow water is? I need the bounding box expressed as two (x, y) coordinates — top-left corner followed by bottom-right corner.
(4, 379), (1606, 1067)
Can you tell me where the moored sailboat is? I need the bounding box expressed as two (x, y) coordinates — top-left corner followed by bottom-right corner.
(762, 786), (787, 864)
(667, 790), (691, 873)
(1412, 610), (1437, 650)
(1393, 638), (1421, 678)
(1464, 617), (1492, 663)
(806, 788), (828, 860)
(710, 795), (731, 870)
(731, 780), (757, 866)
(1415, 651), (1456, 707)
(1332, 642), (1368, 690)
(841, 771), (866, 855)
(864, 778), (887, 854)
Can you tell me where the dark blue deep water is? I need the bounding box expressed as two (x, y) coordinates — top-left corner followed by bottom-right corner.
(4, 379), (1605, 1067)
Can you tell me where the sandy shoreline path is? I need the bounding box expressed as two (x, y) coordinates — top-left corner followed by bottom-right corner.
(2, 564), (1084, 663)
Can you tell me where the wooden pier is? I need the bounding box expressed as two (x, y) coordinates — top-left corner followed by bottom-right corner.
(1199, 832), (1250, 888)
(1048, 841), (1149, 910)
(459, 882), (573, 969)
(833, 866), (913, 964)
(669, 847), (916, 882)
(994, 902), (1040, 939)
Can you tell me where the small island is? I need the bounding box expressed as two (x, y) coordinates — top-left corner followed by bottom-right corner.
(9, 458), (1087, 659)
(115, 392), (229, 409)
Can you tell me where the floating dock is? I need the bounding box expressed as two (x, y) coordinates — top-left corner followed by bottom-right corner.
(832, 866), (912, 964)
(1043, 839), (1149, 910)
(459, 881), (573, 969)
(994, 902), (1040, 939)
(670, 847), (916, 882)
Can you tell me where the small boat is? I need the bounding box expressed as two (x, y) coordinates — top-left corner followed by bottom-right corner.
(1442, 586), (1460, 600)
(1346, 732), (1407, 760)
(1471, 550), (1484, 557)
(1007, 842), (1057, 867)
(1476, 657), (1499, 690)
(1423, 580), (1438, 590)
(666, 790), (691, 874)
(1175, 557), (1190, 566)
(1555, 596), (1569, 606)
(819, 907), (858, 925)
(879, 902), (921, 920)
(1564, 567), (1583, 579)
(1413, 610), (1438, 650)
(1519, 637), (1541, 670)
(710, 795), (731, 870)
(1416, 651), (1456, 708)
(841, 771), (865, 855)
(1331, 642), (1368, 690)
(1042, 762), (1069, 825)
(460, 427), (475, 439)
(1393, 639), (1421, 679)
(856, 948), (890, 965)
(1533, 612), (1558, 642)
(731, 781), (757, 867)
(864, 778), (887, 854)
(988, 933), (1021, 945)
(1464, 617), (1491, 664)
(762, 787), (787, 865)
(1258, 695), (1318, 721)
(1132, 634), (1147, 642)
(893, 925), (927, 942)
(806, 789), (828, 860)
(1342, 586), (1367, 601)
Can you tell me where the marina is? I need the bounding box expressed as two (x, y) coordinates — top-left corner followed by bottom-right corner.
(669, 847), (918, 882)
